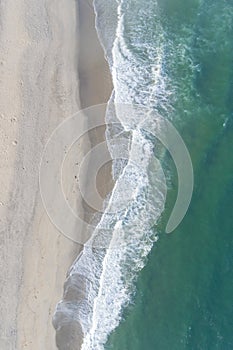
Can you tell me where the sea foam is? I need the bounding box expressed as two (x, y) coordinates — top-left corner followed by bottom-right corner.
(53, 1), (170, 349)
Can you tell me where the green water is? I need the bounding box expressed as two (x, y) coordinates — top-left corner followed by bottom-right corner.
(106, 0), (233, 349)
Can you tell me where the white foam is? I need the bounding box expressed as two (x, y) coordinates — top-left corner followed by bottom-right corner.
(54, 1), (171, 349)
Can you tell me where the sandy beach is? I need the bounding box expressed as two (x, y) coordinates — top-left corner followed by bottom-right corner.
(0, 0), (112, 349)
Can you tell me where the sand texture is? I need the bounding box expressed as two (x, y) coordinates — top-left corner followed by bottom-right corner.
(0, 0), (112, 349)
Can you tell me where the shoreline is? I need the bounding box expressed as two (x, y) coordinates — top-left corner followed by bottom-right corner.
(54, 1), (113, 349)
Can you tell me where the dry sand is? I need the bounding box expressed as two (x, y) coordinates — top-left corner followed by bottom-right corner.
(0, 0), (112, 349)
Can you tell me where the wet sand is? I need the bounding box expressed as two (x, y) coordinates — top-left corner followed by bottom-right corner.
(54, 1), (113, 349)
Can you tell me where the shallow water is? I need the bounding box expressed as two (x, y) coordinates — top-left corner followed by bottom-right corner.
(105, 1), (233, 349)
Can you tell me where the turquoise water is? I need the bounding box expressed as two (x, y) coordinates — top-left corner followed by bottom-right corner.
(54, 1), (233, 348)
(104, 0), (233, 349)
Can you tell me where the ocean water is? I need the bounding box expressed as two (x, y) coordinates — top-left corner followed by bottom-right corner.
(54, 0), (233, 349)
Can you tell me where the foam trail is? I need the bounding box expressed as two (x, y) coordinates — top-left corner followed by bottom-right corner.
(53, 1), (171, 349)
